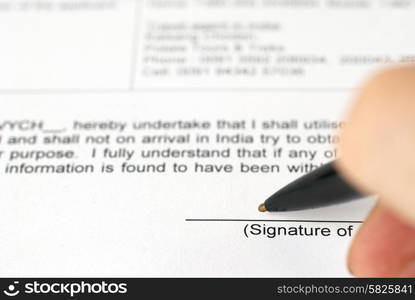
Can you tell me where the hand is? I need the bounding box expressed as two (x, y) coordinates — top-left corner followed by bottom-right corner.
(337, 66), (415, 277)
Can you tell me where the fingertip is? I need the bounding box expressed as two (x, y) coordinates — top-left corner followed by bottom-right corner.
(338, 66), (415, 225)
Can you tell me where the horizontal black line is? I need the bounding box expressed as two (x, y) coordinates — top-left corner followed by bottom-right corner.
(0, 88), (127, 95)
(0, 87), (356, 95)
(42, 129), (67, 133)
(185, 219), (363, 224)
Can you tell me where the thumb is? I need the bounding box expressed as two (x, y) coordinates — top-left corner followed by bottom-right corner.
(348, 204), (415, 277)
(337, 66), (415, 225)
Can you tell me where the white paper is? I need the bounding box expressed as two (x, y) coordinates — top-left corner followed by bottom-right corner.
(0, 0), (413, 277)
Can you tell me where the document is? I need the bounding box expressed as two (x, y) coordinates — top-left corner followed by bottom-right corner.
(0, 0), (414, 277)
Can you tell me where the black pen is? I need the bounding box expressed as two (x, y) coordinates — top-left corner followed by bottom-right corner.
(258, 161), (365, 212)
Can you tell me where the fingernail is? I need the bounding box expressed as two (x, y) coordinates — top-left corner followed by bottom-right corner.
(399, 261), (415, 277)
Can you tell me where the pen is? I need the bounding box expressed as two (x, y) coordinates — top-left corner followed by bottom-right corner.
(258, 161), (365, 212)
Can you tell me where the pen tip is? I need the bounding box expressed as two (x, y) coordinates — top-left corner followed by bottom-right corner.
(258, 203), (267, 212)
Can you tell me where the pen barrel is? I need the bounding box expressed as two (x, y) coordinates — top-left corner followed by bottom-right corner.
(264, 162), (364, 211)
